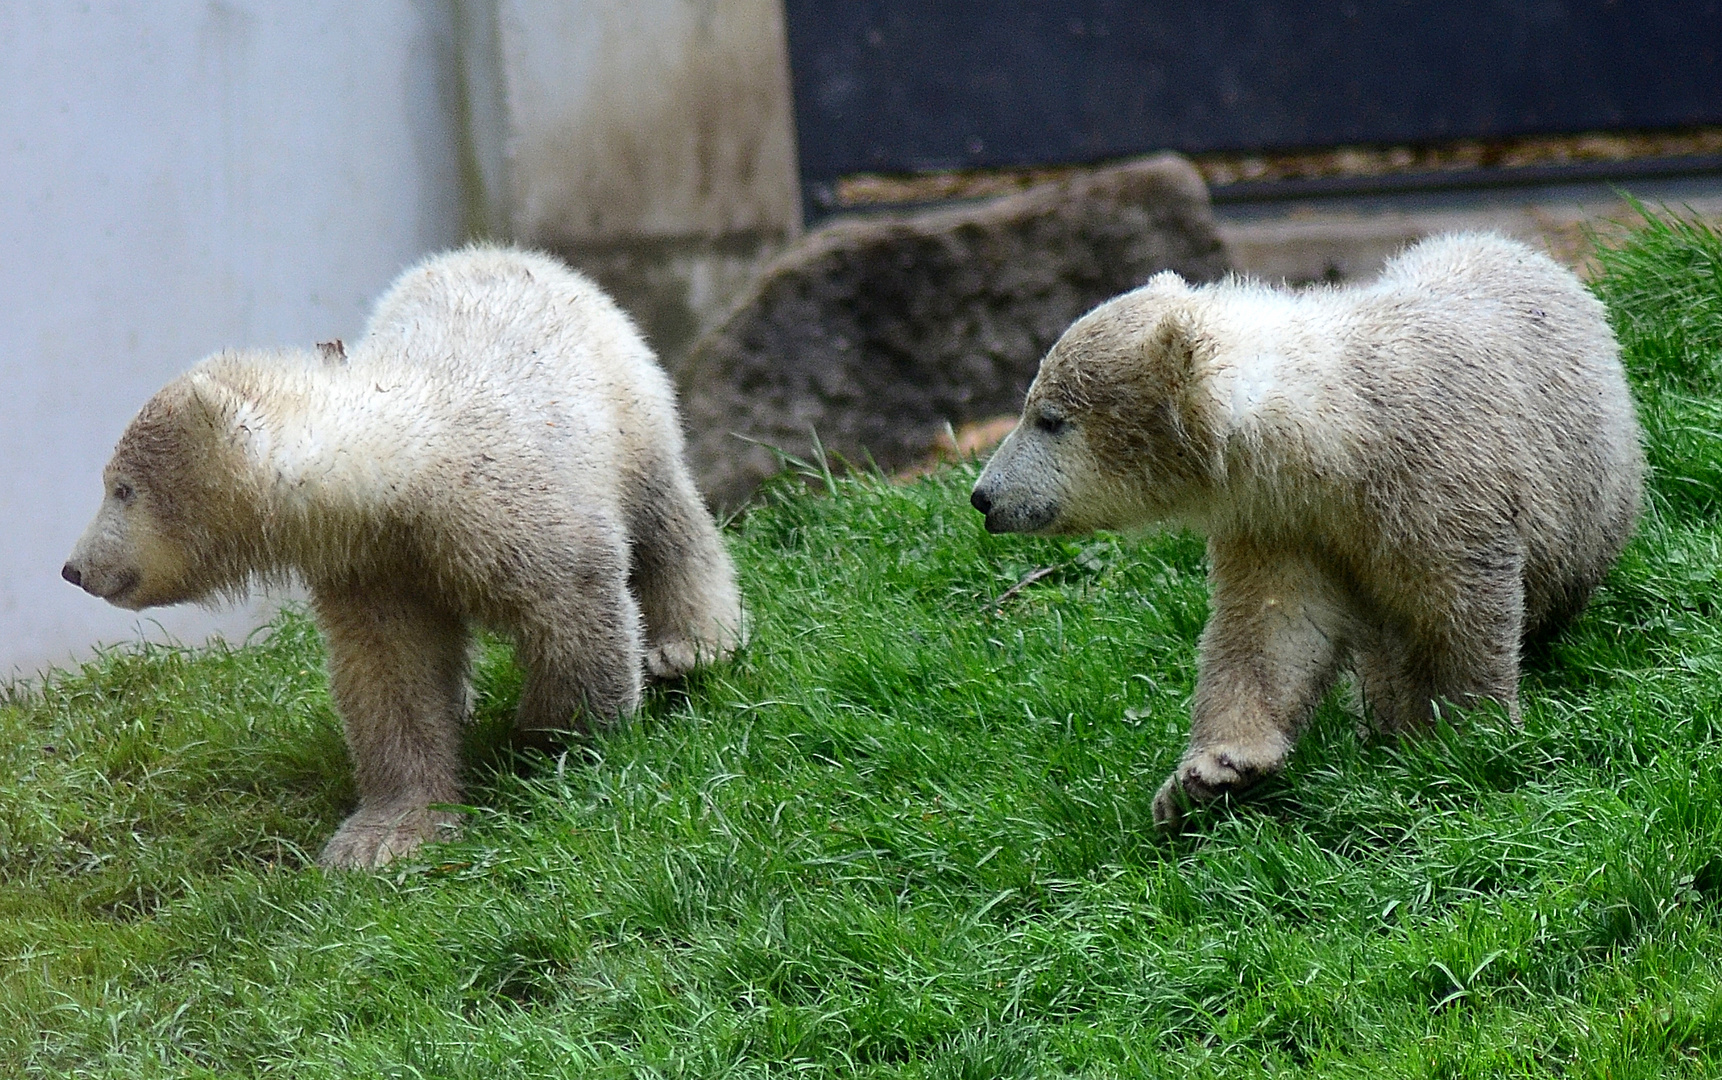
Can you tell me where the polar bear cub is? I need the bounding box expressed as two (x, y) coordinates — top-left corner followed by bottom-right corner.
(64, 246), (743, 867)
(970, 234), (1643, 826)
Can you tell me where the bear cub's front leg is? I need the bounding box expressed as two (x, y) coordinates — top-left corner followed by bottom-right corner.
(1151, 556), (1348, 829)
(313, 590), (470, 869)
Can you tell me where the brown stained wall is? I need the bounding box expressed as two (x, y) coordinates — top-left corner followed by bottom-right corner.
(479, 0), (803, 366)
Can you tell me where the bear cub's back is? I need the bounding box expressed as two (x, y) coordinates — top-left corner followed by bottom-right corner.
(359, 246), (672, 420)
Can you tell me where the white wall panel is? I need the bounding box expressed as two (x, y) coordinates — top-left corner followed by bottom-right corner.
(0, 2), (463, 675)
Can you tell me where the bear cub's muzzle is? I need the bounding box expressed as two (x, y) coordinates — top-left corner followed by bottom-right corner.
(60, 555), (138, 604)
(968, 479), (1059, 534)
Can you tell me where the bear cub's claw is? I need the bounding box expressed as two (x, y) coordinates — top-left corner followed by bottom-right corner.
(318, 804), (462, 870)
(1151, 776), (1191, 830)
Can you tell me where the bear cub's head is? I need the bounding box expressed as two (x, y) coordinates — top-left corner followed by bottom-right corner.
(64, 366), (259, 610)
(971, 270), (1221, 535)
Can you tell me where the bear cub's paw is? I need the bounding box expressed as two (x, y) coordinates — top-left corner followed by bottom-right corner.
(645, 635), (737, 682)
(1152, 740), (1290, 830)
(318, 804), (463, 870)
(644, 639), (704, 681)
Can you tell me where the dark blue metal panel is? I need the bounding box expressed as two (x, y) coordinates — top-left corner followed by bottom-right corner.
(785, 1), (1722, 217)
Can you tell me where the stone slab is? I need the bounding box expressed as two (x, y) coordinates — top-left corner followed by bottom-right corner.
(678, 153), (1229, 510)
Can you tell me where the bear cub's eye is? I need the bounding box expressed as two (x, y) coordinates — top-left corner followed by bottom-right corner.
(1034, 412), (1068, 436)
(112, 482), (134, 503)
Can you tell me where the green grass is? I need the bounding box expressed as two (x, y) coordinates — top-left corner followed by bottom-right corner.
(6, 212), (1722, 1077)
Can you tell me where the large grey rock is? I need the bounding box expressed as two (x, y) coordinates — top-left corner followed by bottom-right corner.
(677, 153), (1230, 509)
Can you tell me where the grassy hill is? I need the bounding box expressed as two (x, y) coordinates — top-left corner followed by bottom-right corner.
(4, 213), (1722, 1078)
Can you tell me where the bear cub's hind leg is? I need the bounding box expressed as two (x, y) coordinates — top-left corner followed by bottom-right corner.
(1153, 545), (1350, 829)
(313, 589), (470, 870)
(625, 453), (744, 681)
(512, 534), (644, 739)
(1358, 554), (1526, 733)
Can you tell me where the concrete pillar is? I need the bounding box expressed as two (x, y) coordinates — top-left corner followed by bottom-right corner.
(474, 0), (803, 367)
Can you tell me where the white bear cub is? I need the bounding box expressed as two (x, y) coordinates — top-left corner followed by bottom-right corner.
(65, 246), (743, 868)
(970, 234), (1643, 826)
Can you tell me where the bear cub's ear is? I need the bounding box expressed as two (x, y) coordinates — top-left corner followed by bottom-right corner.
(183, 370), (267, 457)
(185, 371), (241, 421)
(1145, 312), (1201, 378)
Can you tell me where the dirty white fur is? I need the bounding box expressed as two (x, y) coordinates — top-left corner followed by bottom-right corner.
(65, 246), (744, 868)
(971, 234), (1644, 827)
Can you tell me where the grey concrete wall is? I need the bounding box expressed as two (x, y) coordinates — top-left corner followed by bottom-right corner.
(481, 0), (803, 367)
(1, 2), (465, 677)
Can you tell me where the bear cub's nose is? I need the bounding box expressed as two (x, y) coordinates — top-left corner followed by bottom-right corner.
(61, 563), (82, 588)
(970, 488), (992, 515)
